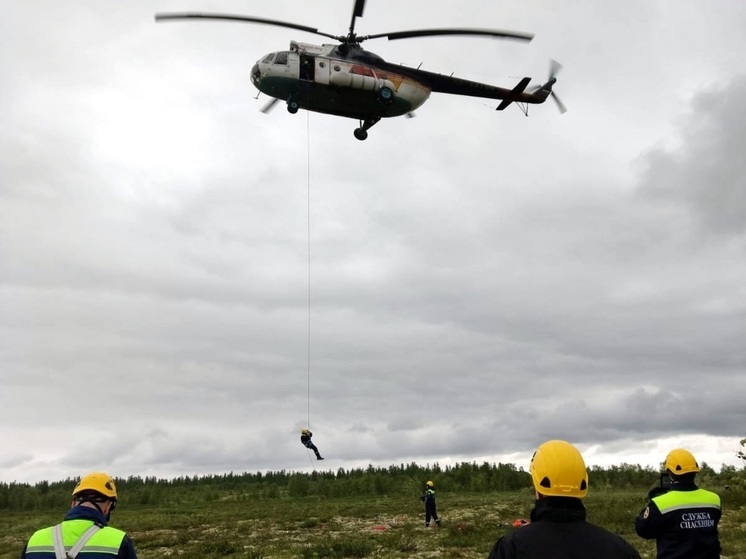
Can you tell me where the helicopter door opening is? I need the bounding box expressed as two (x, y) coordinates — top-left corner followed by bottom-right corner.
(300, 54), (314, 82)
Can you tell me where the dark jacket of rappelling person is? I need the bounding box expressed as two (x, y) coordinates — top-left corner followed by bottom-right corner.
(300, 428), (324, 460)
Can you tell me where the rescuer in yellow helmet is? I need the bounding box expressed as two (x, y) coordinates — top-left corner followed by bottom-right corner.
(20, 471), (138, 558)
(487, 440), (641, 559)
(300, 428), (324, 460)
(635, 448), (721, 559)
(420, 480), (440, 527)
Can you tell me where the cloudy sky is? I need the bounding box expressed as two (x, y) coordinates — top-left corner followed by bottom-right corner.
(2, 0), (745, 484)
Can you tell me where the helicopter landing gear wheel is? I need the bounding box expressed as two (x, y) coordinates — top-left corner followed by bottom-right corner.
(353, 116), (380, 141)
(287, 99), (299, 114)
(378, 86), (393, 103)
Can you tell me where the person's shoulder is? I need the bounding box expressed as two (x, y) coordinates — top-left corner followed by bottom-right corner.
(496, 521), (539, 543)
(700, 486), (721, 497)
(487, 534), (515, 559)
(103, 524), (129, 537)
(586, 522), (641, 556)
(121, 534), (139, 558)
(28, 523), (54, 534)
(25, 523), (55, 541)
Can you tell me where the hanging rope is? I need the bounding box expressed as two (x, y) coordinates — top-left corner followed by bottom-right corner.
(306, 104), (312, 433)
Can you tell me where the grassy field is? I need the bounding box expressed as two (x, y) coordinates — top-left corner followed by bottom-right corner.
(2, 488), (744, 558)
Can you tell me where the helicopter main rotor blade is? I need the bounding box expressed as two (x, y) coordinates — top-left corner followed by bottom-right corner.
(154, 12), (339, 41)
(260, 98), (280, 114)
(349, 0), (366, 37)
(361, 27), (533, 42)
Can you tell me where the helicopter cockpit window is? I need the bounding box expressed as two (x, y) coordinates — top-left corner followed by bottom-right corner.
(274, 52), (288, 65)
(261, 53), (275, 64)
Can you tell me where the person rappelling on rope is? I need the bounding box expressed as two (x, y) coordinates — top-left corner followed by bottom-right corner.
(300, 428), (324, 460)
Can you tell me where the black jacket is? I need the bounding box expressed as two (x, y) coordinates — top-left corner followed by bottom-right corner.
(635, 481), (721, 559)
(488, 497), (640, 559)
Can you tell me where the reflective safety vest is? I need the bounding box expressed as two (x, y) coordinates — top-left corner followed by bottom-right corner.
(652, 487), (720, 518)
(24, 519), (126, 559)
(644, 488), (721, 559)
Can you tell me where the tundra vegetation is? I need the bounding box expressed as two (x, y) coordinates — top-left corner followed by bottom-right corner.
(1, 461), (744, 558)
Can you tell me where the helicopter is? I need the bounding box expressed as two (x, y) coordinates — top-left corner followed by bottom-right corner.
(155, 0), (565, 140)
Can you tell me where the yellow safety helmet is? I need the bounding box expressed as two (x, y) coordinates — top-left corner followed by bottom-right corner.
(665, 448), (700, 475)
(530, 440), (589, 498)
(426, 481), (434, 487)
(301, 428), (309, 434)
(73, 472), (117, 500)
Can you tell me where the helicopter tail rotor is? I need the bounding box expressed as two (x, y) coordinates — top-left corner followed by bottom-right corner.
(549, 59), (562, 81)
(528, 59), (566, 113)
(550, 90), (567, 114)
(547, 59), (566, 113)
(540, 60), (566, 113)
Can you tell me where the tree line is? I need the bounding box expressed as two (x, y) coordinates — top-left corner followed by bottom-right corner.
(2, 460), (743, 512)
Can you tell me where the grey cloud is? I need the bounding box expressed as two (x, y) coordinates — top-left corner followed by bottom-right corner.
(2, 0), (746, 484)
(639, 74), (746, 236)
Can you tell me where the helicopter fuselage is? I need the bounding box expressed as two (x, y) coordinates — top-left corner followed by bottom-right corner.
(155, 5), (562, 140)
(251, 41), (430, 120)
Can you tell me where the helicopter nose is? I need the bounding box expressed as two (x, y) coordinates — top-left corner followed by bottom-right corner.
(251, 63), (261, 86)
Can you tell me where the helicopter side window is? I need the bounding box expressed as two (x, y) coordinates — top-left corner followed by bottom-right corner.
(261, 53), (275, 64)
(274, 52), (288, 65)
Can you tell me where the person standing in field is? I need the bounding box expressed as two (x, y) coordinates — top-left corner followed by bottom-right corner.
(20, 471), (138, 559)
(421, 480), (441, 527)
(635, 448), (721, 559)
(487, 440), (641, 559)
(300, 428), (324, 460)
